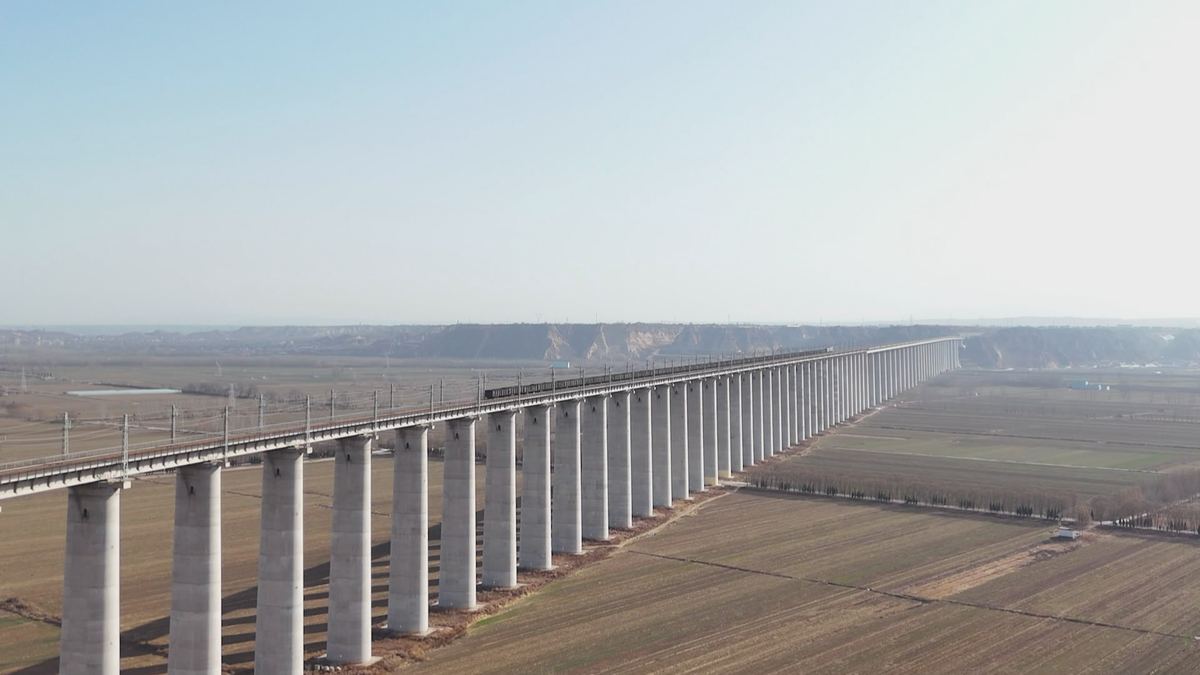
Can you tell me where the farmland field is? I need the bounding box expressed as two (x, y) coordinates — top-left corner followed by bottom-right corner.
(8, 365), (1200, 672)
(0, 354), (534, 464)
(413, 491), (1200, 674)
(781, 369), (1200, 508)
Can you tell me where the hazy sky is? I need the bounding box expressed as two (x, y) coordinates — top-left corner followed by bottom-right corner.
(3, 2), (1198, 326)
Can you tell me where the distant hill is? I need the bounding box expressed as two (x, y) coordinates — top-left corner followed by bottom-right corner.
(0, 323), (956, 361)
(962, 327), (1200, 368)
(9, 322), (1193, 368)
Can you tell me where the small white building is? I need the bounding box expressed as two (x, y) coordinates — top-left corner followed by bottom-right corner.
(1056, 526), (1079, 540)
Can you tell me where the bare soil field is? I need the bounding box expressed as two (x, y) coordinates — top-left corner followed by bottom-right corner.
(791, 449), (1146, 500)
(0, 354), (531, 464)
(777, 370), (1200, 509)
(0, 455), (489, 675)
(413, 492), (1200, 675)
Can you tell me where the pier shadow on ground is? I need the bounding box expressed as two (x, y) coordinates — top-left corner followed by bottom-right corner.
(11, 505), (491, 675)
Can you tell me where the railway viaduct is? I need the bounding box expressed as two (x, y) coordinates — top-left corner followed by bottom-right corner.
(0, 337), (960, 675)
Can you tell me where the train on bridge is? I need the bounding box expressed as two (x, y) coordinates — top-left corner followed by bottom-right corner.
(484, 347), (834, 400)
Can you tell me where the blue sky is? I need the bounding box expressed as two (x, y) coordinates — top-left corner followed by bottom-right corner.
(3, 2), (1197, 326)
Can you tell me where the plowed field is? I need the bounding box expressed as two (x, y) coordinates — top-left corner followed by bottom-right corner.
(413, 492), (1200, 674)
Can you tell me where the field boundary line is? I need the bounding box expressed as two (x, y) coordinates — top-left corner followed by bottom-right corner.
(626, 550), (1194, 640)
(825, 446), (1163, 474)
(737, 486), (1069, 524)
(870, 424), (1200, 454)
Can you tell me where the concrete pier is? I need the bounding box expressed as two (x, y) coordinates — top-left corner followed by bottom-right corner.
(777, 365), (787, 449)
(652, 385), (673, 507)
(519, 404), (553, 569)
(441, 417), (478, 607)
(581, 395), (609, 541)
(752, 370), (764, 464)
(820, 359), (831, 431)
(388, 427), (429, 634)
(61, 481), (123, 675)
(168, 462), (222, 675)
(702, 378), (719, 485)
(256, 448), (305, 674)
(630, 388), (653, 517)
(607, 391), (633, 528)
(798, 363), (808, 441)
(483, 410), (517, 588)
(816, 360), (823, 430)
(327, 435), (373, 664)
(552, 400), (583, 554)
(782, 366), (792, 449)
(738, 372), (752, 471)
(716, 376), (732, 477)
(670, 383), (689, 500)
(765, 368), (775, 457)
(686, 380), (705, 492)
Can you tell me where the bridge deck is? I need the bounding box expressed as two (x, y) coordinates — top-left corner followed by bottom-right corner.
(0, 337), (958, 500)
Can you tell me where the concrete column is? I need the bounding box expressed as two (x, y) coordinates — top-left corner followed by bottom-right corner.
(764, 368), (775, 457)
(652, 385), (673, 507)
(168, 462), (222, 675)
(581, 395), (609, 541)
(670, 383), (690, 500)
(853, 355), (860, 414)
(880, 352), (888, 403)
(730, 374), (744, 473)
(798, 363), (808, 441)
(777, 365), (787, 449)
(827, 359), (836, 425)
(838, 356), (848, 419)
(855, 354), (863, 414)
(878, 352), (885, 405)
(482, 410), (517, 588)
(61, 481), (123, 675)
(841, 357), (850, 421)
(441, 418), (478, 608)
(905, 347), (912, 390)
(911, 346), (917, 389)
(895, 349), (902, 395)
(891, 350), (899, 398)
(327, 436), (372, 664)
(630, 388), (653, 517)
(388, 427), (428, 633)
(752, 370), (765, 463)
(777, 366), (786, 450)
(873, 353), (883, 403)
(716, 376), (731, 477)
(772, 368), (783, 454)
(519, 404), (552, 569)
(792, 364), (801, 442)
(884, 351), (892, 399)
(880, 352), (888, 400)
(552, 401), (582, 554)
(256, 449), (305, 673)
(821, 359), (831, 431)
(740, 372), (753, 469)
(782, 365), (792, 449)
(607, 391), (632, 529)
(853, 354), (862, 415)
(686, 380), (706, 492)
(801, 363), (809, 438)
(846, 356), (854, 417)
(702, 378), (718, 485)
